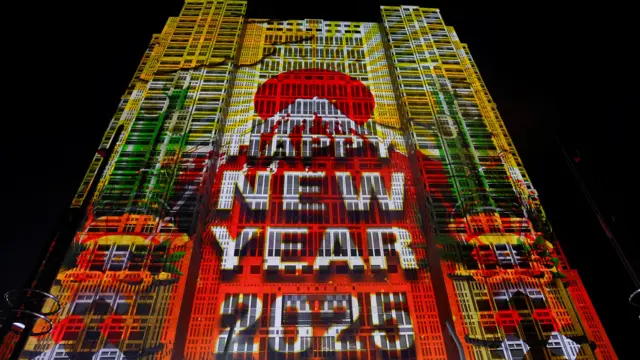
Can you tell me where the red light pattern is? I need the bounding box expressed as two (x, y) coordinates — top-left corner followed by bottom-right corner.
(254, 69), (375, 126)
(185, 69), (448, 359)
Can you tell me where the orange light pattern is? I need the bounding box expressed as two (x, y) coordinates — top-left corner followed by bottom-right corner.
(5, 1), (616, 360)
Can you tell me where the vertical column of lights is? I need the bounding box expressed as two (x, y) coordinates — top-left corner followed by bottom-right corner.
(183, 17), (321, 359)
(363, 21), (449, 359)
(182, 16), (271, 360)
(564, 269), (617, 360)
(18, 1), (245, 359)
(382, 5), (616, 360)
(0, 333), (20, 359)
(184, 15), (449, 359)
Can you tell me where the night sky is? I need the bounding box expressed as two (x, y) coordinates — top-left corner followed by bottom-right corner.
(2, 0), (637, 356)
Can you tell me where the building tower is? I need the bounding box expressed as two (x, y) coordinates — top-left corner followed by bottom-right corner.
(0, 1), (616, 359)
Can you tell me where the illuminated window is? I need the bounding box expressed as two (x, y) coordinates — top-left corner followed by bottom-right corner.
(115, 294), (133, 315)
(52, 345), (68, 359)
(128, 328), (146, 341)
(81, 329), (101, 350)
(106, 244), (130, 271)
(95, 349), (121, 360)
(71, 293), (94, 315)
(93, 296), (114, 316)
(135, 295), (154, 316)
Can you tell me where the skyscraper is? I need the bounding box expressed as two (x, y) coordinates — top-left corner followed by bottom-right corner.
(0, 1), (617, 359)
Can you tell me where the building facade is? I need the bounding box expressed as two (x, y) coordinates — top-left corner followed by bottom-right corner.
(3, 1), (615, 359)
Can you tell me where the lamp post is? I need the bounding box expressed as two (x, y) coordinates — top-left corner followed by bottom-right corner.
(630, 289), (640, 320)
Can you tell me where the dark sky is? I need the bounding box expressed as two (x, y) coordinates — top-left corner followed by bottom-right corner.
(2, 0), (637, 356)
